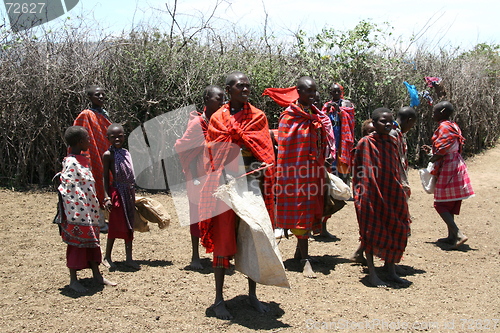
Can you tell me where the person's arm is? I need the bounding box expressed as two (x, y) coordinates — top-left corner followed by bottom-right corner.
(421, 145), (444, 163)
(102, 151), (112, 211)
(188, 158), (200, 185)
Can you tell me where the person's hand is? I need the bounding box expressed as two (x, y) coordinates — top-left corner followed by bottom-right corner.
(104, 198), (112, 212)
(421, 145), (432, 154)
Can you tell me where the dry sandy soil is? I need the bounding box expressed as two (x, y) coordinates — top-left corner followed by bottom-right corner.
(1, 144), (500, 333)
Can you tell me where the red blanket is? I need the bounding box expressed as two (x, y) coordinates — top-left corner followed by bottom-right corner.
(199, 103), (275, 252)
(353, 134), (410, 263)
(275, 103), (333, 233)
(431, 120), (474, 202)
(73, 109), (111, 207)
(175, 110), (209, 225)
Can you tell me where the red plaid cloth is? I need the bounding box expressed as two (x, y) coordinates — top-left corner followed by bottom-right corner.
(431, 120), (474, 202)
(199, 103), (275, 253)
(275, 103), (333, 233)
(322, 101), (355, 166)
(391, 123), (410, 197)
(73, 109), (111, 207)
(353, 134), (410, 263)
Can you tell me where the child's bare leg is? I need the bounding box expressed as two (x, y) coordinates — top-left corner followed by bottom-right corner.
(298, 238), (316, 278)
(103, 238), (116, 268)
(213, 267), (232, 320)
(125, 240), (140, 270)
(318, 217), (336, 238)
(366, 251), (387, 287)
(90, 261), (116, 286)
(248, 278), (269, 313)
(438, 212), (467, 248)
(68, 268), (87, 293)
(350, 243), (367, 265)
(190, 235), (203, 270)
(386, 262), (410, 285)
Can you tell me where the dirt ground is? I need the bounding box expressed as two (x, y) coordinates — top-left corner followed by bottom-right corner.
(1, 143), (500, 333)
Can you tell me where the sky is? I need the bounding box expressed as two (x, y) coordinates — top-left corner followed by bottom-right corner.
(1, 0), (499, 50)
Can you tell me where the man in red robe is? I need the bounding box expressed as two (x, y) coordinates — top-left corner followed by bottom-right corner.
(175, 85), (224, 270)
(199, 72), (275, 320)
(73, 85), (111, 233)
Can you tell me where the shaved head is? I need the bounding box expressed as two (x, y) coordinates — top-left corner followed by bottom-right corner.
(434, 101), (454, 116)
(297, 76), (315, 91)
(107, 123), (124, 135)
(225, 71), (247, 87)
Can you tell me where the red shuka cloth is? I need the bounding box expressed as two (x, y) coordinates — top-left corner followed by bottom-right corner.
(73, 109), (111, 207)
(199, 103), (275, 253)
(262, 86), (299, 108)
(431, 120), (474, 202)
(275, 103), (333, 233)
(353, 133), (410, 263)
(174, 110), (209, 231)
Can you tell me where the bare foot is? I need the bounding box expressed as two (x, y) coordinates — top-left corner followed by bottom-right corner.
(125, 260), (141, 270)
(349, 252), (367, 265)
(249, 294), (269, 313)
(368, 274), (388, 288)
(437, 237), (454, 244)
(386, 273), (411, 286)
(69, 280), (87, 293)
(301, 259), (317, 278)
(102, 257), (116, 269)
(384, 262), (406, 275)
(189, 258), (203, 270)
(212, 299), (233, 320)
(94, 276), (117, 286)
(316, 230), (337, 239)
(452, 232), (468, 249)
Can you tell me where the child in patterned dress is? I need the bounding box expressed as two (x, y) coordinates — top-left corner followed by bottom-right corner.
(58, 126), (116, 292)
(422, 101), (474, 249)
(102, 123), (139, 270)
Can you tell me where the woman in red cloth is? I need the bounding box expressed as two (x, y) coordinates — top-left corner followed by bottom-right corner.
(58, 126), (116, 292)
(199, 72), (275, 320)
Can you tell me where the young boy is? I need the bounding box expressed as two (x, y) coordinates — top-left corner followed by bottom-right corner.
(102, 123), (139, 270)
(73, 86), (112, 233)
(199, 72), (275, 319)
(391, 106), (417, 198)
(351, 108), (417, 265)
(175, 85), (224, 270)
(353, 108), (411, 287)
(58, 126), (116, 292)
(422, 101), (474, 249)
(276, 76), (335, 278)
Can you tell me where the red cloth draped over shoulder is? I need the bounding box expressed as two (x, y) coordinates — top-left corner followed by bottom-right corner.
(262, 86), (299, 108)
(275, 103), (333, 232)
(73, 109), (111, 208)
(174, 110), (209, 181)
(431, 119), (464, 178)
(352, 134), (410, 263)
(199, 103), (276, 252)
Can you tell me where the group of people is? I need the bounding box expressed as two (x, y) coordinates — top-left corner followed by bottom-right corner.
(56, 72), (475, 320)
(57, 86), (139, 293)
